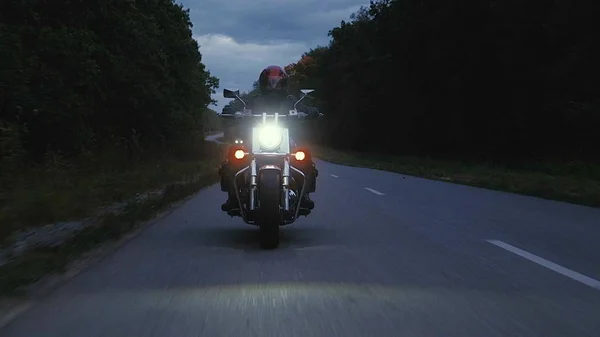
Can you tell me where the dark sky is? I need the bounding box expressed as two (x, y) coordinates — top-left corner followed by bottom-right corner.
(181, 0), (368, 110)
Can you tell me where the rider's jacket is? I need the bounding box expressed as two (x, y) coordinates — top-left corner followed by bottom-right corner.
(248, 92), (295, 114)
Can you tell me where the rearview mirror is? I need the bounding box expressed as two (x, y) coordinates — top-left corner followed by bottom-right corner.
(223, 88), (246, 107)
(223, 89), (239, 98)
(294, 89), (315, 109)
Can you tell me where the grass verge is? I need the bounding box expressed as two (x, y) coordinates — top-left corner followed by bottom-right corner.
(0, 141), (226, 295)
(0, 142), (225, 242)
(0, 175), (218, 295)
(313, 146), (600, 207)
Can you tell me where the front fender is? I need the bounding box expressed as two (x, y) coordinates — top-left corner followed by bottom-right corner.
(257, 165), (282, 197)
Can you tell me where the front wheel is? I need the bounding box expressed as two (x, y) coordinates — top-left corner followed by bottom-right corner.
(258, 169), (281, 249)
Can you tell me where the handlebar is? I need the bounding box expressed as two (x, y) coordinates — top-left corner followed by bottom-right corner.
(218, 110), (322, 120)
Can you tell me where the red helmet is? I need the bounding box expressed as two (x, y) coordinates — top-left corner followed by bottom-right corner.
(258, 65), (289, 94)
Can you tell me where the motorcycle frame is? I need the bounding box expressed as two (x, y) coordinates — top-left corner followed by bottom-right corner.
(232, 112), (308, 226)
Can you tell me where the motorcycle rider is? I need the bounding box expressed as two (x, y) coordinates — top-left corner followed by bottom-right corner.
(220, 65), (317, 212)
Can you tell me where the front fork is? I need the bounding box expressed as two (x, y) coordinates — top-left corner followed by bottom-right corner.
(249, 158), (257, 211)
(282, 158), (290, 212)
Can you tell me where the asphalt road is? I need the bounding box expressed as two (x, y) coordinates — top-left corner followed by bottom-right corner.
(2, 153), (600, 336)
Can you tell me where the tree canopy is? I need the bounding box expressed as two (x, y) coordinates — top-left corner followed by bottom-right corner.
(0, 0), (219, 170)
(285, 0), (600, 161)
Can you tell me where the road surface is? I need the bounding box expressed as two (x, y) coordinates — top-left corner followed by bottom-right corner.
(2, 149), (600, 335)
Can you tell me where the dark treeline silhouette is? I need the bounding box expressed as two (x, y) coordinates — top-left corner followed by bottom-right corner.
(203, 108), (224, 132)
(0, 0), (219, 174)
(285, 0), (600, 162)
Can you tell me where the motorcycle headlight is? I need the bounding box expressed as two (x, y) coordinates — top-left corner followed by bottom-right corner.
(258, 125), (282, 150)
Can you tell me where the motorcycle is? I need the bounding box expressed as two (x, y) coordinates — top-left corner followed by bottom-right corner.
(218, 88), (321, 248)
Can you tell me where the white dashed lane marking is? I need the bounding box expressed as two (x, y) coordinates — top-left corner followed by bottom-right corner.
(364, 187), (385, 196)
(487, 239), (600, 290)
(329, 174), (339, 178)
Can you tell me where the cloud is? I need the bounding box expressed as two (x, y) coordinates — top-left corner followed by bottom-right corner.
(195, 34), (310, 110)
(300, 4), (363, 27)
(187, 0), (366, 44)
(181, 0), (370, 111)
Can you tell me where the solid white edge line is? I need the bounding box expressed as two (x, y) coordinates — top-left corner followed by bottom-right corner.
(487, 239), (600, 290)
(364, 187), (385, 195)
(329, 174), (339, 178)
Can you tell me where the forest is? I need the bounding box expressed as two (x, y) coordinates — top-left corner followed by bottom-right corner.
(0, 0), (219, 171)
(284, 0), (599, 162)
(0, 0), (221, 240)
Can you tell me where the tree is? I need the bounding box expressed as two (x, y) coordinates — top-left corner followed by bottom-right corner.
(0, 0), (219, 168)
(286, 0), (600, 161)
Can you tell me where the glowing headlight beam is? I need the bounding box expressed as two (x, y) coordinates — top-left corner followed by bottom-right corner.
(258, 125), (282, 150)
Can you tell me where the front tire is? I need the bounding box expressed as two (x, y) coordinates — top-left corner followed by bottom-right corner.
(258, 170), (281, 249)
